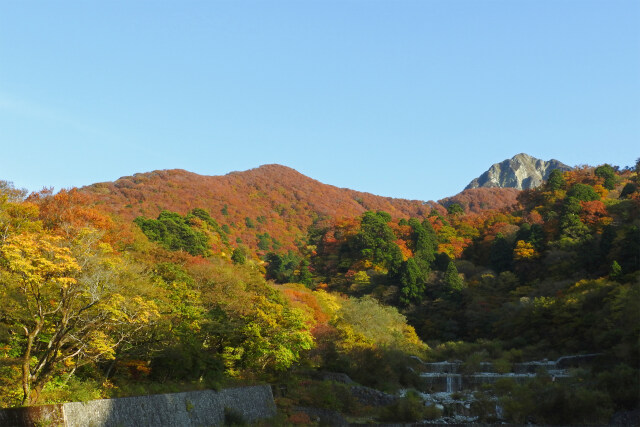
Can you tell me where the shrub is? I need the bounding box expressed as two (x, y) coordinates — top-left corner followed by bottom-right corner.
(224, 406), (247, 426)
(379, 390), (440, 422)
(287, 412), (311, 424)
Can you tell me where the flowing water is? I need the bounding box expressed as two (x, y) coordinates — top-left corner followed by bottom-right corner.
(410, 354), (599, 423)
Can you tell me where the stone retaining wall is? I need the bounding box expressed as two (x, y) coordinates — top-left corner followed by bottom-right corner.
(0, 385), (276, 427)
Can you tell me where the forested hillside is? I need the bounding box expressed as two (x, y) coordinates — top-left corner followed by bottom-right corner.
(439, 187), (521, 214)
(1, 161), (638, 424)
(80, 165), (442, 254)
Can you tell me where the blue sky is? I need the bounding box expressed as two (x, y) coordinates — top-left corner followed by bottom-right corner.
(1, 1), (638, 201)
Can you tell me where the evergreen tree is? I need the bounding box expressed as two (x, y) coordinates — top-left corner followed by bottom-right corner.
(490, 234), (513, 273)
(355, 211), (403, 273)
(547, 169), (566, 190)
(399, 258), (425, 305)
(595, 164), (616, 190)
(444, 261), (464, 291)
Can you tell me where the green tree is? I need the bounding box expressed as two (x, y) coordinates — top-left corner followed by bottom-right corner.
(354, 211), (403, 274)
(134, 210), (210, 256)
(408, 218), (436, 267)
(559, 213), (590, 245)
(595, 164), (616, 190)
(399, 258), (425, 305)
(447, 203), (464, 216)
(264, 251), (309, 284)
(609, 260), (622, 281)
(516, 223), (545, 251)
(444, 261), (464, 291)
(231, 246), (247, 264)
(546, 169), (566, 191)
(490, 234), (513, 273)
(619, 183), (637, 199)
(567, 183), (600, 202)
(257, 233), (271, 251)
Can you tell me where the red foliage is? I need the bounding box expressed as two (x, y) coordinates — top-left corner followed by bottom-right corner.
(580, 200), (610, 228)
(79, 165), (434, 255)
(439, 187), (521, 214)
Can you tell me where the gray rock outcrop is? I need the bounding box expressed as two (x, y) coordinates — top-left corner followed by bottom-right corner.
(465, 153), (572, 190)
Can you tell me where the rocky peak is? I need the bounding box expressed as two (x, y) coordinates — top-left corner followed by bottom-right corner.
(465, 153), (572, 190)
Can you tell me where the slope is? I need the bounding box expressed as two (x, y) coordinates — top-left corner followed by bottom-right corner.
(81, 164), (439, 253)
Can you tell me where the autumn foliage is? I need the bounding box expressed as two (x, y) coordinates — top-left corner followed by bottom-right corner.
(0, 160), (638, 423)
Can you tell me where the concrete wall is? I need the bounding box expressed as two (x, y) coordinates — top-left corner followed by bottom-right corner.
(0, 385), (276, 427)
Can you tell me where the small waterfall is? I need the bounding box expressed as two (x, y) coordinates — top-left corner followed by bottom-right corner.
(444, 374), (462, 393)
(416, 355), (587, 423)
(496, 404), (504, 419)
(420, 357), (572, 393)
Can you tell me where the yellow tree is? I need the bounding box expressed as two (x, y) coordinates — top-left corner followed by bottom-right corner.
(0, 182), (41, 243)
(513, 240), (539, 261)
(0, 229), (158, 405)
(1, 232), (79, 404)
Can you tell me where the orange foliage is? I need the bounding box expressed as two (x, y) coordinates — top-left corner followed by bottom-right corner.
(563, 166), (596, 187)
(120, 360), (151, 379)
(439, 187), (521, 214)
(395, 239), (413, 260)
(580, 200), (611, 229)
(282, 289), (329, 324)
(29, 188), (113, 232)
(25, 188), (135, 248)
(438, 237), (468, 259)
(79, 166), (435, 255)
(523, 209), (544, 225)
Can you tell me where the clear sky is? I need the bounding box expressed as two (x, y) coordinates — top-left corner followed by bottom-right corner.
(1, 1), (638, 202)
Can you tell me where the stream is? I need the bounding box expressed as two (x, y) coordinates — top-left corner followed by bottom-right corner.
(406, 354), (599, 423)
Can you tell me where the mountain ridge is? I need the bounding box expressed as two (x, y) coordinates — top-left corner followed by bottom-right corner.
(81, 164), (442, 253)
(81, 162), (545, 251)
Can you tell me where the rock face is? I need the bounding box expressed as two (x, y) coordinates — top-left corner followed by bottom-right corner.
(465, 153), (572, 190)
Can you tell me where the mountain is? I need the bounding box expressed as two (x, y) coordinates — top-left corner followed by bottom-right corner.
(465, 153), (572, 190)
(81, 164), (442, 253)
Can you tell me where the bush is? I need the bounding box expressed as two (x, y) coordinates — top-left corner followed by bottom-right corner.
(462, 351), (489, 374)
(470, 390), (499, 422)
(379, 390), (440, 422)
(491, 376), (615, 425)
(293, 380), (360, 415)
(224, 406), (247, 426)
(596, 363), (639, 410)
(493, 358), (512, 374)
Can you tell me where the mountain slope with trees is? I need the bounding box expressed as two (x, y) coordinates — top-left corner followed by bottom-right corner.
(80, 165), (441, 255)
(1, 158), (638, 425)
